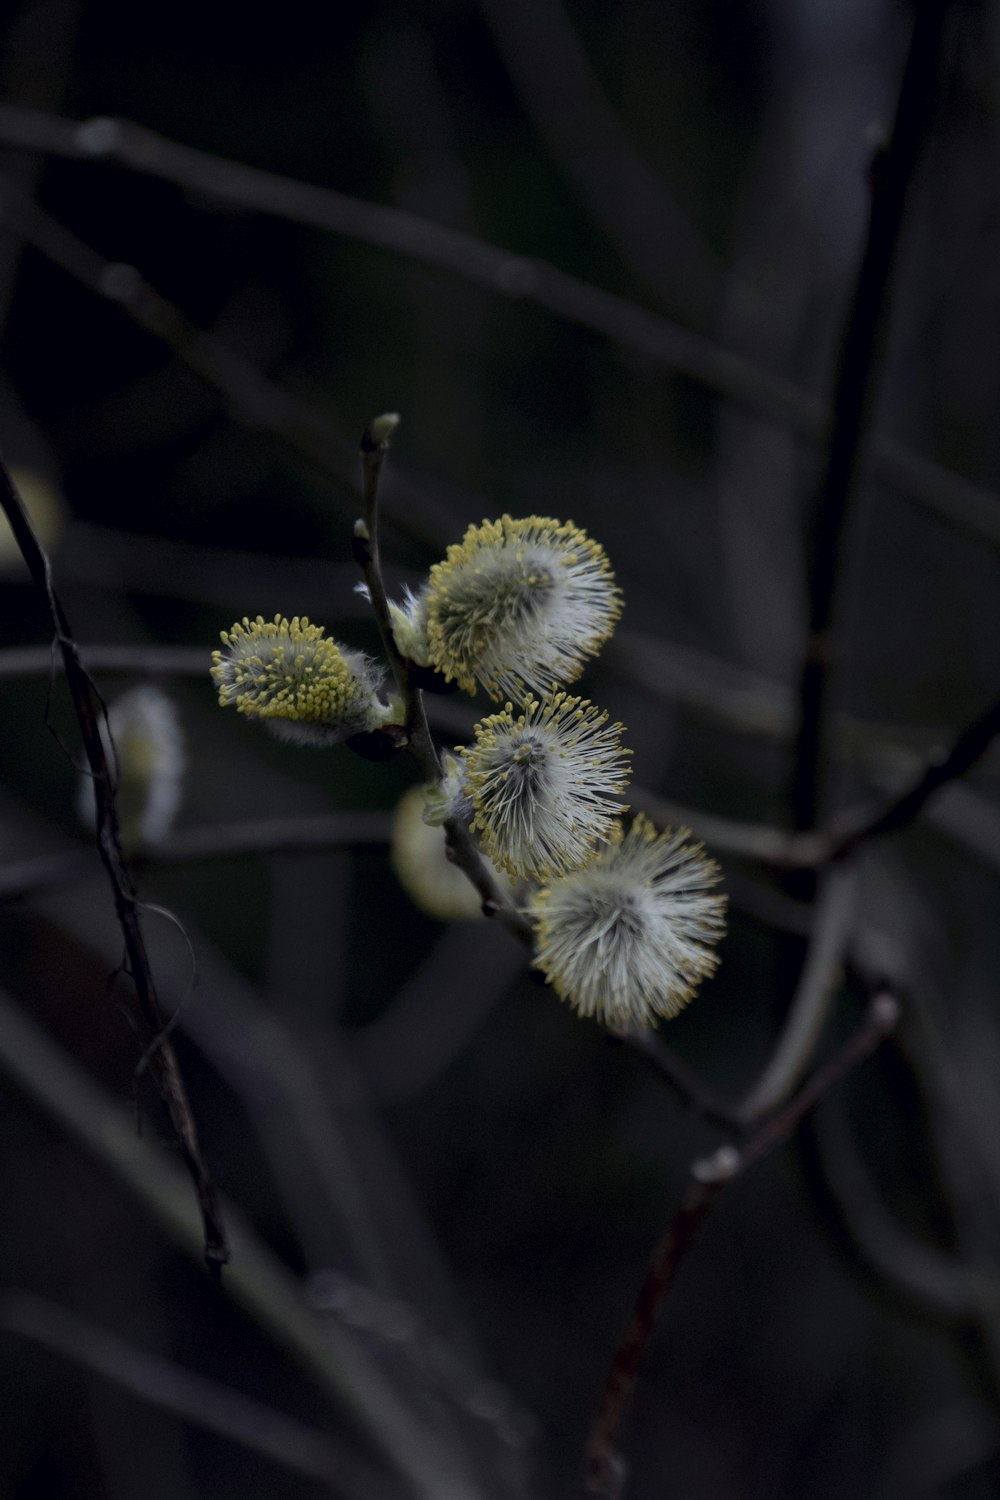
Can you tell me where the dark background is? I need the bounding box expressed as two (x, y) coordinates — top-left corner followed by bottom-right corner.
(2, 1), (1000, 1496)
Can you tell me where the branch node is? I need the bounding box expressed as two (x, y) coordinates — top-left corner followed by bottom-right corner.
(691, 1144), (742, 1184)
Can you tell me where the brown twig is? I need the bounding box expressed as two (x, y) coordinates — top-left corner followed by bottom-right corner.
(353, 418), (534, 946)
(0, 456), (228, 1273)
(583, 991), (901, 1498)
(615, 1027), (744, 1133)
(791, 0), (953, 834)
(355, 414), (430, 751)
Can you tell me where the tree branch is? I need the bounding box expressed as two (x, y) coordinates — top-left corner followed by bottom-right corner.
(791, 0), (953, 832)
(0, 455), (228, 1273)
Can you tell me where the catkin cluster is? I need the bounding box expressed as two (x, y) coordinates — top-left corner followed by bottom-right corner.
(211, 500), (725, 1029)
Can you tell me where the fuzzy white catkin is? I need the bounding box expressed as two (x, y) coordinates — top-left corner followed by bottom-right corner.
(425, 515), (622, 701)
(530, 816), (726, 1028)
(77, 685), (185, 849)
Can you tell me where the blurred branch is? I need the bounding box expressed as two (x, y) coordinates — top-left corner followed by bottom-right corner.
(737, 866), (856, 1121)
(308, 1269), (537, 1463)
(354, 922), (527, 1106)
(0, 984), (489, 1500)
(0, 455), (228, 1272)
(477, 0), (737, 326)
(823, 687), (1000, 861)
(0, 108), (998, 548)
(0, 642), (208, 680)
(584, 992), (901, 1499)
(57, 521), (367, 617)
(637, 682), (1000, 875)
(0, 0), (79, 333)
(0, 174), (455, 548)
(1, 1291), (397, 1500)
(811, 1102), (982, 1322)
(0, 811), (392, 903)
(791, 0), (952, 832)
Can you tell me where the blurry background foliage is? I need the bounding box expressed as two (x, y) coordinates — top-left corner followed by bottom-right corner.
(2, 0), (1000, 1497)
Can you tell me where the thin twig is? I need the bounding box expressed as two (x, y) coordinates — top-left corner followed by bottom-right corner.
(1, 1291), (397, 1500)
(0, 106), (997, 549)
(615, 1027), (744, 1133)
(353, 418), (534, 946)
(791, 0), (953, 832)
(636, 681), (1000, 876)
(823, 687), (1000, 862)
(583, 992), (901, 1499)
(356, 414), (433, 755)
(0, 455), (228, 1273)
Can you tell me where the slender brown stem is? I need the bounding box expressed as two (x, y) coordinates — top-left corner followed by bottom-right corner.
(791, 0), (953, 834)
(353, 419), (534, 945)
(617, 1028), (744, 1133)
(0, 456), (228, 1273)
(584, 992), (900, 1498)
(356, 414), (436, 760)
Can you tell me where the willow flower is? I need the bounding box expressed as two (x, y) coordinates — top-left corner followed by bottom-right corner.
(530, 815), (726, 1028)
(77, 684), (185, 850)
(425, 514), (622, 700)
(389, 584), (432, 667)
(422, 753), (474, 828)
(459, 693), (631, 880)
(356, 581), (432, 667)
(211, 614), (392, 745)
(392, 784), (507, 921)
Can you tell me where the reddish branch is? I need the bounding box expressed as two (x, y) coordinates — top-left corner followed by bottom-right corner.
(584, 993), (900, 1499)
